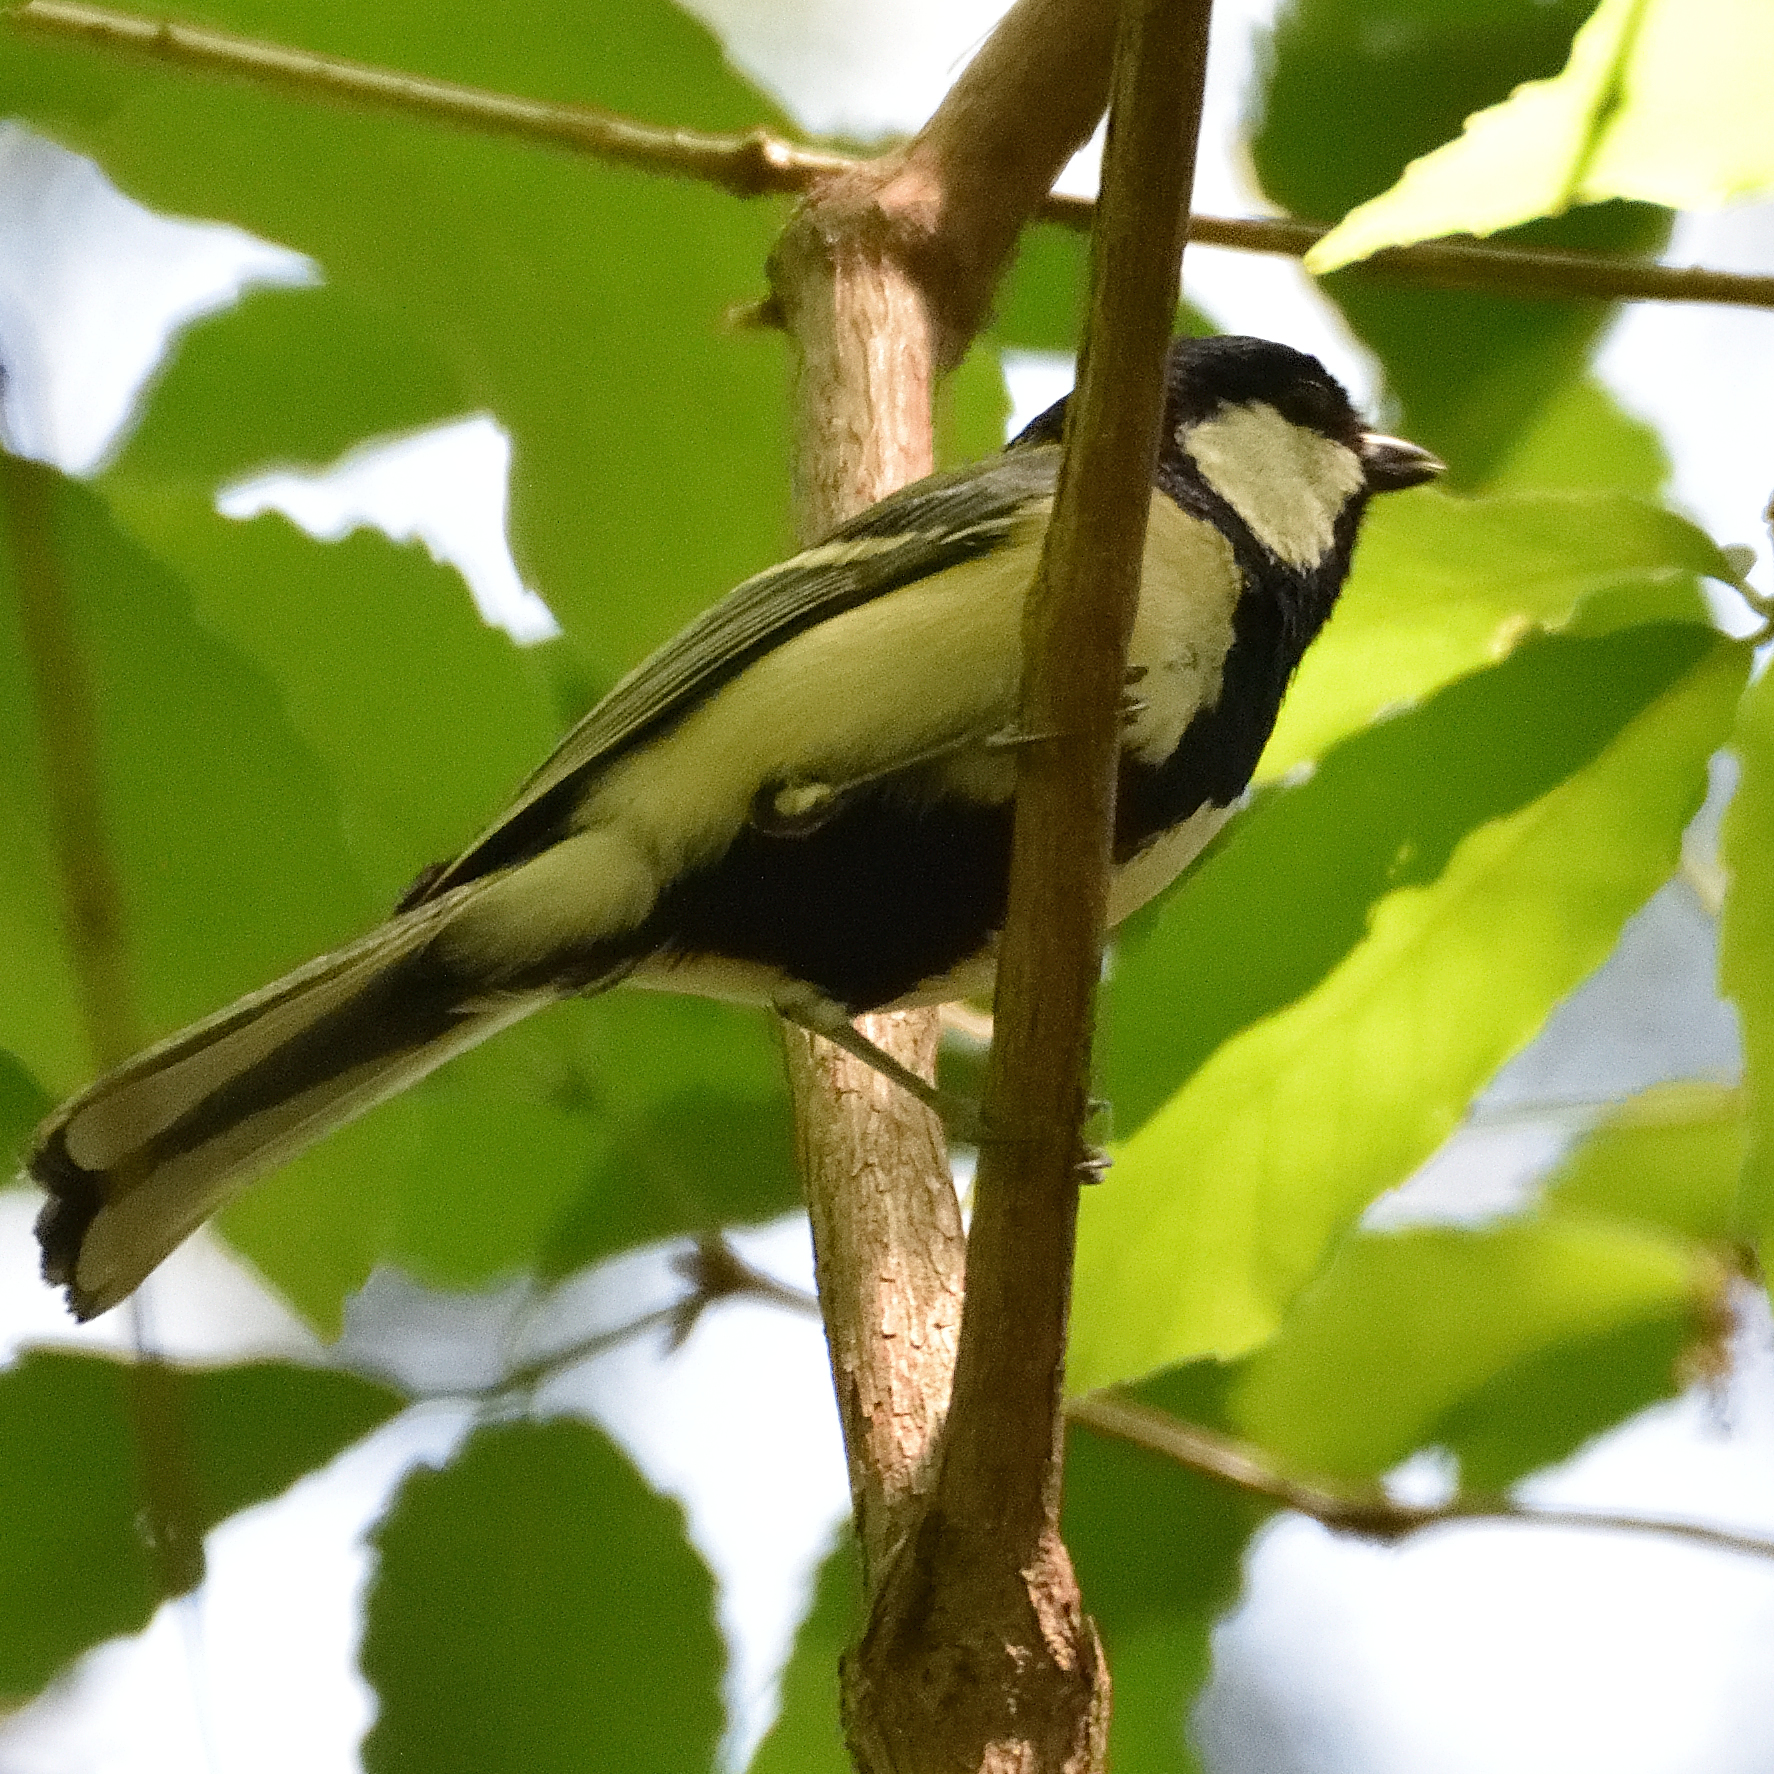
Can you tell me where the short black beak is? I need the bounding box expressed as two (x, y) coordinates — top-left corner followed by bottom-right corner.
(1360, 432), (1445, 492)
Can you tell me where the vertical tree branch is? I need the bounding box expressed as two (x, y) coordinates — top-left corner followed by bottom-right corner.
(843, 1), (1214, 1769)
(762, 3), (1125, 1763)
(769, 193), (965, 1586)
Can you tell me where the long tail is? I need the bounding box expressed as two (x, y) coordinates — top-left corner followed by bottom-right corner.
(28, 881), (560, 1320)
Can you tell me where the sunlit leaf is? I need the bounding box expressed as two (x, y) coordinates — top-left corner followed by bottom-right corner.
(362, 1416), (723, 1774)
(1308, 0), (1774, 274)
(1252, 0), (1670, 483)
(1542, 1081), (1748, 1245)
(1075, 627), (1746, 1390)
(1262, 485), (1728, 780)
(1227, 1219), (1709, 1478)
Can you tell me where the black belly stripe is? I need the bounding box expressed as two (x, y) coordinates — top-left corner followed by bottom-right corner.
(647, 571), (1322, 1012)
(649, 791), (1016, 1013)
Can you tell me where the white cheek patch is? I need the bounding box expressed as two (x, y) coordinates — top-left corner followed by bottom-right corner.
(1181, 401), (1365, 569)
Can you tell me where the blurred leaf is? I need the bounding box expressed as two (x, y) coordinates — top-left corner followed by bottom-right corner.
(0, 456), (371, 1096)
(1102, 624), (1734, 1137)
(1720, 666), (1774, 1282)
(1227, 1219), (1707, 1478)
(1262, 486), (1729, 780)
(991, 224), (1091, 355)
(748, 1537), (857, 1774)
(3, 0), (799, 688)
(362, 1416), (723, 1774)
(935, 341), (1011, 470)
(1075, 626), (1746, 1390)
(537, 994), (800, 1281)
(1435, 1311), (1694, 1492)
(0, 1049), (53, 1161)
(1065, 1379), (1258, 1774)
(1309, 0), (1774, 273)
(99, 484), (559, 906)
(0, 1351), (399, 1697)
(1486, 375), (1669, 497)
(1542, 1081), (1748, 1244)
(110, 280), (467, 488)
(1253, 0), (1669, 482)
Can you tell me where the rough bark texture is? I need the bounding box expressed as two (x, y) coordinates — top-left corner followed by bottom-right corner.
(764, 0), (1205, 1767)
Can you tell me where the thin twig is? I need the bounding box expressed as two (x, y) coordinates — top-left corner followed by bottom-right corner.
(1069, 1393), (1774, 1564)
(9, 0), (852, 196)
(13, 0), (1774, 313)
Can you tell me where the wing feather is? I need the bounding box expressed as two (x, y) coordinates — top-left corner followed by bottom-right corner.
(417, 444), (1061, 900)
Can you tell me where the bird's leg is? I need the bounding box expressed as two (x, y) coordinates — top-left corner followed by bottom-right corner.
(774, 990), (985, 1145)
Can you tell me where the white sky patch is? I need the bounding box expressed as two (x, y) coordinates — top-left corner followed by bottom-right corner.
(217, 416), (562, 645)
(1000, 347), (1076, 438)
(0, 124), (316, 476)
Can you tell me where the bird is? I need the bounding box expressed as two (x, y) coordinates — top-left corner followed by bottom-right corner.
(26, 334), (1442, 1319)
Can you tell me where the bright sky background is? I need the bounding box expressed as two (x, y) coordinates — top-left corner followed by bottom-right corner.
(2, 2), (1774, 1770)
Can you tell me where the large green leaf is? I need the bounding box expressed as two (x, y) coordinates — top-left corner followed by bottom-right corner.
(0, 457), (371, 1096)
(1261, 486), (1728, 781)
(1101, 621), (1730, 1139)
(97, 481), (560, 908)
(362, 1415), (724, 1774)
(0, 1049), (53, 1162)
(3, 0), (798, 687)
(1227, 1218), (1709, 1479)
(1720, 666), (1774, 1284)
(1073, 626), (1746, 1390)
(1252, 0), (1669, 483)
(0, 1351), (399, 1697)
(1309, 0), (1774, 274)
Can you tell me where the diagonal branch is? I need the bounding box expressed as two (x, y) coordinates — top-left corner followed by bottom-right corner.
(13, 0), (1774, 312)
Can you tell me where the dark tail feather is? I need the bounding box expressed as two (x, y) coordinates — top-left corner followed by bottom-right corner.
(29, 884), (553, 1320)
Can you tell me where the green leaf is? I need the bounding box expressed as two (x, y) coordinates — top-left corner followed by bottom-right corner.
(0, 1049), (53, 1162)
(747, 1539), (857, 1774)
(1541, 1081), (1748, 1245)
(4, 0), (799, 691)
(0, 1351), (399, 1697)
(0, 458), (371, 1098)
(1064, 1383), (1258, 1774)
(1486, 375), (1670, 498)
(1226, 1219), (1707, 1479)
(1252, 0), (1670, 483)
(536, 994), (799, 1283)
(1720, 666), (1774, 1282)
(110, 280), (468, 489)
(1261, 487), (1728, 781)
(1074, 626), (1746, 1390)
(98, 483), (559, 908)
(1101, 623), (1735, 1138)
(362, 1416), (723, 1774)
(1309, 0), (1774, 274)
